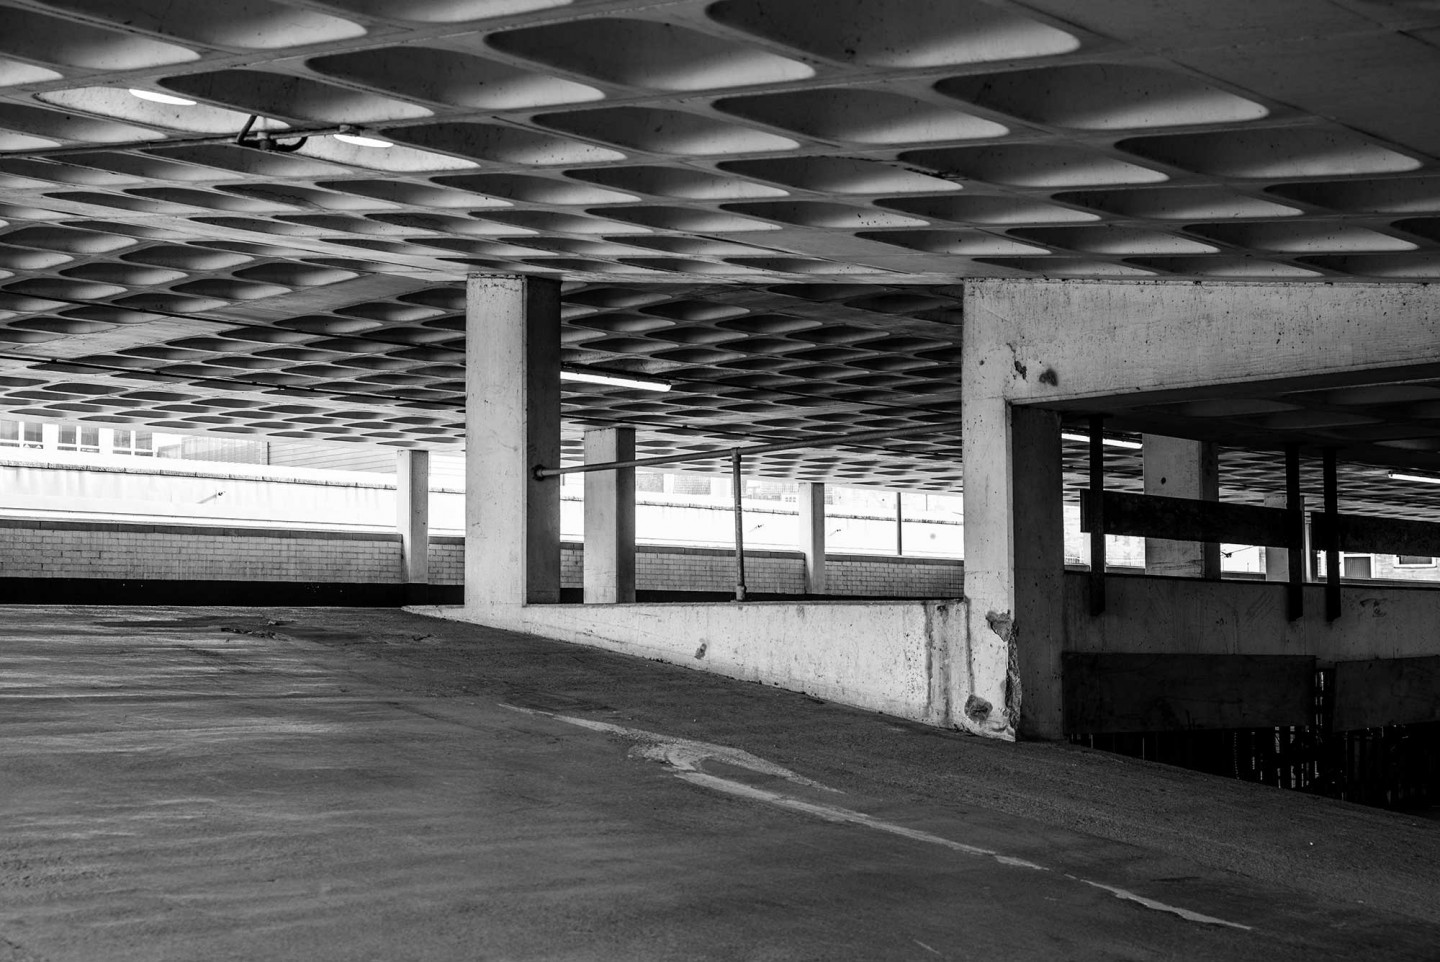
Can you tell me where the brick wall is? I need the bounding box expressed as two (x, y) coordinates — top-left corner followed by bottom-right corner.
(0, 519), (964, 597)
(433, 538), (960, 596)
(0, 518), (402, 583)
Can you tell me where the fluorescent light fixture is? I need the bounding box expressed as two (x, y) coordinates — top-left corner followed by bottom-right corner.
(1389, 471), (1440, 485)
(129, 88), (196, 106)
(560, 368), (671, 392)
(333, 132), (393, 148)
(1061, 432), (1143, 450)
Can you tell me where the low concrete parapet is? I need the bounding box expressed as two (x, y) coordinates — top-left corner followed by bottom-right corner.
(417, 599), (970, 729)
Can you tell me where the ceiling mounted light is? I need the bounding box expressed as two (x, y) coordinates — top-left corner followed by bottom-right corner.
(333, 130), (393, 148)
(1388, 471), (1440, 485)
(129, 88), (196, 106)
(1061, 432), (1143, 450)
(561, 367), (671, 392)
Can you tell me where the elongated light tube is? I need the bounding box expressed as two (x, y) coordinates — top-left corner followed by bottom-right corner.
(560, 368), (671, 392)
(1389, 471), (1440, 485)
(1061, 432), (1142, 450)
(129, 88), (196, 106)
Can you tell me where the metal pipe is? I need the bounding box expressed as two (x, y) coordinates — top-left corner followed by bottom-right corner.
(1323, 448), (1341, 622)
(732, 449), (747, 601)
(1088, 415), (1107, 616)
(895, 492), (904, 557)
(533, 418), (963, 480)
(1285, 444), (1304, 621)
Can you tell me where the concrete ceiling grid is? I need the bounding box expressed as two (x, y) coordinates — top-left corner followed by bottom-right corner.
(0, 0), (1436, 509)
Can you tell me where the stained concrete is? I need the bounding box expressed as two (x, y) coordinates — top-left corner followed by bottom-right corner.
(2, 606), (1438, 961)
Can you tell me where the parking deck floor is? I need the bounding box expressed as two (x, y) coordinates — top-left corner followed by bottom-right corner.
(2, 605), (1438, 961)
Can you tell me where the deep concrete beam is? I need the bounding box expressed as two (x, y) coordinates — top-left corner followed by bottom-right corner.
(465, 274), (562, 609)
(396, 448), (430, 588)
(968, 280), (1440, 405)
(584, 427), (636, 604)
(1143, 435), (1220, 578)
(798, 482), (827, 595)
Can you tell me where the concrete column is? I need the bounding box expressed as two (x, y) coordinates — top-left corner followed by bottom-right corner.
(465, 274), (562, 609)
(1263, 492), (1313, 582)
(583, 427), (635, 604)
(961, 395), (1065, 740)
(396, 449), (430, 596)
(798, 482), (827, 595)
(1142, 435), (1220, 578)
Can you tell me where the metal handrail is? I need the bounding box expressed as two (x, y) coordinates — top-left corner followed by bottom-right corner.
(534, 417), (963, 601)
(531, 418), (963, 480)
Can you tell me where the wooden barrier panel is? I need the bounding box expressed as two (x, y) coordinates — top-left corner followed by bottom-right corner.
(1332, 655), (1440, 731)
(1062, 652), (1316, 734)
(1311, 513), (1440, 558)
(1080, 491), (1295, 547)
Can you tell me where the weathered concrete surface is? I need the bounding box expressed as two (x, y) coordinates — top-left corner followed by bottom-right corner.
(396, 448), (429, 586)
(2, 605), (1440, 961)
(968, 280), (1440, 407)
(465, 274), (561, 607)
(583, 427), (636, 605)
(1064, 572), (1440, 661)
(1143, 435), (1221, 578)
(441, 599), (962, 726)
(960, 279), (1440, 741)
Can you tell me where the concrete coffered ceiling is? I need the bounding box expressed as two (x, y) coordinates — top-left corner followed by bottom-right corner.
(1, 0), (1440, 511)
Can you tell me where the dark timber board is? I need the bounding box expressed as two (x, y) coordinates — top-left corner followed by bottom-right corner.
(1312, 513), (1440, 557)
(1080, 491), (1295, 547)
(1063, 652), (1316, 734)
(1333, 655), (1440, 731)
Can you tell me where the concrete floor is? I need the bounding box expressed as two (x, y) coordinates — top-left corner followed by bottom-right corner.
(2, 607), (1438, 961)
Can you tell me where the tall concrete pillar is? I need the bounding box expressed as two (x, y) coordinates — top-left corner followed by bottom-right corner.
(961, 396), (1064, 741)
(583, 427), (635, 604)
(1143, 435), (1220, 578)
(798, 482), (826, 595)
(396, 449), (430, 598)
(465, 274), (562, 609)
(1263, 492), (1313, 582)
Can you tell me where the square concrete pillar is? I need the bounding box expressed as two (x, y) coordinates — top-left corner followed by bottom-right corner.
(1142, 435), (1220, 578)
(583, 427), (635, 604)
(960, 399), (1065, 741)
(396, 449), (430, 594)
(465, 274), (562, 609)
(798, 482), (827, 595)
(1263, 492), (1313, 582)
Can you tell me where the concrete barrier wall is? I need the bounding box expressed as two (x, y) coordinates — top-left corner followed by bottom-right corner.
(0, 519), (963, 597)
(0, 518), (403, 583)
(439, 540), (962, 596)
(423, 599), (967, 726)
(1064, 571), (1440, 662)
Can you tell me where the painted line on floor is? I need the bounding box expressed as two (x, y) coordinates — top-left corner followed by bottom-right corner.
(506, 705), (839, 792)
(505, 705), (1255, 933)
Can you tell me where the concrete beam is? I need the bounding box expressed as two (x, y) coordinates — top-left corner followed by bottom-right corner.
(798, 482), (827, 595)
(1143, 435), (1220, 578)
(966, 280), (1440, 406)
(396, 448), (429, 588)
(583, 427), (636, 604)
(465, 274), (562, 609)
